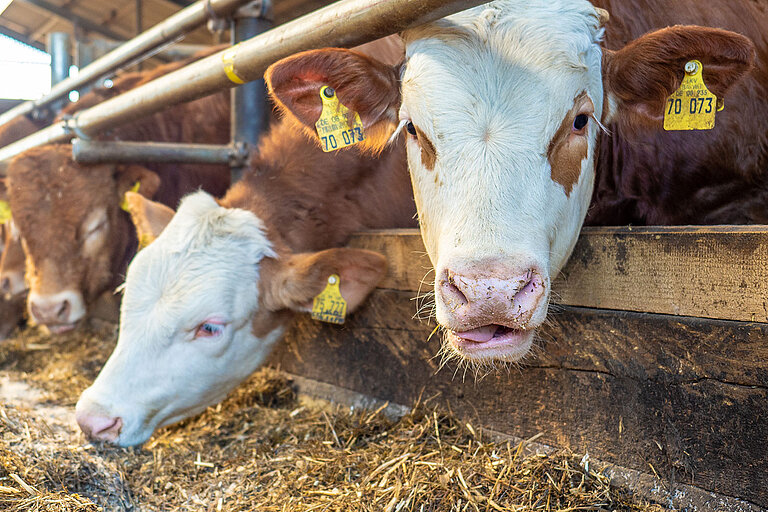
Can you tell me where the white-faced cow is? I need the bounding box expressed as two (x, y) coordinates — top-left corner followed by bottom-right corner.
(266, 0), (755, 365)
(75, 112), (416, 445)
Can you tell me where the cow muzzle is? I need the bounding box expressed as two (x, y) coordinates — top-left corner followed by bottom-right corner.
(28, 290), (86, 333)
(436, 261), (548, 362)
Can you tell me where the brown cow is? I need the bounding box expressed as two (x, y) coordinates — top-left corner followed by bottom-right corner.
(0, 114), (46, 149)
(7, 49), (231, 333)
(0, 179), (25, 339)
(587, 0), (768, 225)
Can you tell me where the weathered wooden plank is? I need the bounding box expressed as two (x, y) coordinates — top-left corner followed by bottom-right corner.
(348, 226), (768, 323)
(268, 291), (768, 507)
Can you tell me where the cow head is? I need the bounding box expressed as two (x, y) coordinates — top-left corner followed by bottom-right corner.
(7, 144), (160, 333)
(266, 0), (754, 365)
(76, 191), (386, 446)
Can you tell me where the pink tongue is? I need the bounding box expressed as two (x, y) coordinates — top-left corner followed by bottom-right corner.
(455, 325), (499, 343)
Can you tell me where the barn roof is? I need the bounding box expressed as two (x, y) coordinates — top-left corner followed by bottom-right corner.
(0, 0), (333, 51)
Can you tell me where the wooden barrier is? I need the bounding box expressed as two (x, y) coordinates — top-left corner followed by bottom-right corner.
(269, 227), (768, 509)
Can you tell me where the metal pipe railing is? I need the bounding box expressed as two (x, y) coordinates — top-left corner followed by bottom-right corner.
(72, 139), (248, 166)
(0, 0), (254, 129)
(0, 0), (485, 165)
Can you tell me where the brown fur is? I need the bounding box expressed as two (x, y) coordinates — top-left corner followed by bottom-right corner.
(7, 146), (145, 302)
(220, 117), (416, 330)
(414, 126), (437, 171)
(266, 48), (402, 154)
(0, 115), (46, 149)
(548, 92), (593, 196)
(589, 0), (767, 225)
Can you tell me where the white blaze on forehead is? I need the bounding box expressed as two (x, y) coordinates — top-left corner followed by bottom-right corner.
(400, 0), (604, 273)
(81, 191), (279, 446)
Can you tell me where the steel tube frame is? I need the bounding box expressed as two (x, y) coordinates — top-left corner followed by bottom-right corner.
(0, 0), (255, 129)
(72, 139), (248, 166)
(0, 0), (485, 164)
(47, 32), (72, 114)
(230, 0), (272, 181)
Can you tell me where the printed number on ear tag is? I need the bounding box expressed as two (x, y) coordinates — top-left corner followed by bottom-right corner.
(119, 181), (141, 213)
(314, 85), (365, 152)
(663, 60), (719, 131)
(0, 200), (11, 225)
(311, 274), (347, 324)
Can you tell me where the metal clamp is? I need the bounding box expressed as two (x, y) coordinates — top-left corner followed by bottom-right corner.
(228, 141), (251, 168)
(60, 113), (91, 141)
(205, 0), (229, 35)
(232, 0), (272, 21)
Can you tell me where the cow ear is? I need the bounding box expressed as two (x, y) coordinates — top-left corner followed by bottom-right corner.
(116, 165), (161, 200)
(260, 247), (387, 313)
(603, 26), (755, 126)
(265, 48), (401, 153)
(123, 191), (175, 246)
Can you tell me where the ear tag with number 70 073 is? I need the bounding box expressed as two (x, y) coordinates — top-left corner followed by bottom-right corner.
(663, 60), (724, 131)
(311, 274), (347, 324)
(314, 85), (366, 152)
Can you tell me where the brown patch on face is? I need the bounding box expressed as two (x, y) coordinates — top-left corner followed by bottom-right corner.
(547, 92), (594, 196)
(414, 126), (436, 171)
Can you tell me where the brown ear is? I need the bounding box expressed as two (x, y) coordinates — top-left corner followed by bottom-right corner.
(265, 48), (401, 153)
(260, 247), (387, 313)
(116, 165), (161, 200)
(123, 191), (175, 247)
(604, 25), (755, 126)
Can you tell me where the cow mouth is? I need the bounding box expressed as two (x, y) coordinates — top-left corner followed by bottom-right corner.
(447, 324), (535, 361)
(46, 322), (79, 335)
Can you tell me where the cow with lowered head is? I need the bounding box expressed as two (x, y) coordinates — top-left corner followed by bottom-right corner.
(265, 0), (755, 365)
(75, 112), (416, 446)
(6, 50), (231, 333)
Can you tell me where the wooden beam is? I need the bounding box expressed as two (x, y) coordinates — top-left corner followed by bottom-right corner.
(19, 0), (127, 40)
(269, 293), (768, 507)
(348, 226), (768, 323)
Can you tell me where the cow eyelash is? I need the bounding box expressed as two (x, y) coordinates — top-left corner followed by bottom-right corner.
(194, 320), (225, 339)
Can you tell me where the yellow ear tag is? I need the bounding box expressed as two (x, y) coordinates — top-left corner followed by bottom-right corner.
(663, 60), (719, 131)
(120, 181), (141, 212)
(311, 274), (347, 324)
(314, 86), (365, 152)
(0, 201), (11, 225)
(137, 233), (154, 250)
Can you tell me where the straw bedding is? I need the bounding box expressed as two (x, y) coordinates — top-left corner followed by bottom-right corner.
(0, 325), (666, 511)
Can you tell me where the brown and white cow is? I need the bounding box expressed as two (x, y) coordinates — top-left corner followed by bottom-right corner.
(265, 0), (755, 365)
(7, 53), (232, 333)
(0, 180), (26, 339)
(75, 113), (416, 446)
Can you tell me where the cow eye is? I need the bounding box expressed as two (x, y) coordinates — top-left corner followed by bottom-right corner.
(573, 114), (589, 132)
(405, 121), (417, 137)
(194, 320), (225, 339)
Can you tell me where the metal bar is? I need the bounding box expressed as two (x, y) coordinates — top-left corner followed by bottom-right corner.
(47, 32), (71, 114)
(72, 139), (247, 165)
(20, 0), (127, 41)
(0, 0), (253, 129)
(230, 0), (272, 182)
(0, 0), (485, 164)
(87, 40), (213, 60)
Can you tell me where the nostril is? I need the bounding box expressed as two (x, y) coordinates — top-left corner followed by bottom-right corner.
(56, 300), (70, 321)
(77, 413), (123, 442)
(440, 271), (469, 306)
(0, 277), (9, 294)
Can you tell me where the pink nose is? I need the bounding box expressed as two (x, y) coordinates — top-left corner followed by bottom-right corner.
(438, 264), (546, 329)
(29, 298), (71, 324)
(76, 411), (123, 442)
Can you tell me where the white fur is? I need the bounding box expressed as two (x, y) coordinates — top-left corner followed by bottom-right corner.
(400, 0), (604, 351)
(77, 192), (280, 446)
